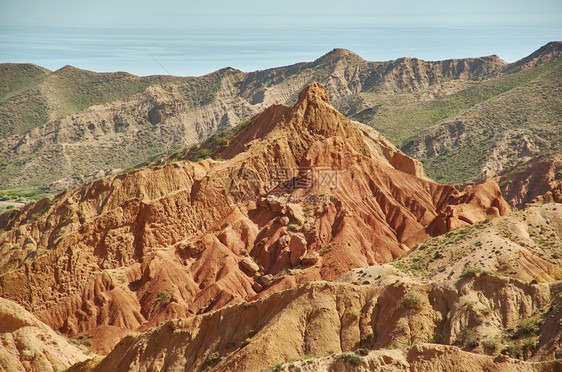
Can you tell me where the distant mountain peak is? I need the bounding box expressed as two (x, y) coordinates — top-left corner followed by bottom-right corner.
(326, 48), (359, 57)
(481, 54), (505, 63)
(217, 66), (242, 74)
(504, 40), (562, 73)
(313, 48), (366, 65)
(54, 64), (78, 73)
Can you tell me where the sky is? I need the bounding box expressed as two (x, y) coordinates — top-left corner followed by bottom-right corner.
(0, 0), (561, 77)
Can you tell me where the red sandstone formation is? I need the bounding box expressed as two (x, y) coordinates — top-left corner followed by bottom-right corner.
(0, 83), (509, 353)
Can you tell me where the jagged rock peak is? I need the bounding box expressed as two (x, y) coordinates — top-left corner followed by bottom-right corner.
(214, 66), (243, 75)
(480, 54), (506, 63)
(296, 81), (331, 106)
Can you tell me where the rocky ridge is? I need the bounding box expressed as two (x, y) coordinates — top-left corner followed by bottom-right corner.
(401, 51), (561, 185)
(75, 258), (562, 371)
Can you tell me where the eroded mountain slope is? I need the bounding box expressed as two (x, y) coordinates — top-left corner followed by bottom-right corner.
(0, 83), (508, 354)
(72, 203), (562, 372)
(387, 203), (562, 283)
(78, 271), (561, 371)
(496, 151), (562, 209)
(401, 57), (561, 185)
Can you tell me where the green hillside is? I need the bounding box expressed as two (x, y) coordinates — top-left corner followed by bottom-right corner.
(0, 65), (183, 139)
(400, 59), (562, 184)
(0, 42), (559, 195)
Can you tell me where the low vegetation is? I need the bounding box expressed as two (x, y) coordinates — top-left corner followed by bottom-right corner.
(155, 292), (171, 305)
(205, 352), (221, 364)
(400, 59), (562, 184)
(334, 352), (362, 366)
(460, 267), (491, 278)
(402, 290), (427, 310)
(157, 119), (253, 164)
(510, 317), (542, 340)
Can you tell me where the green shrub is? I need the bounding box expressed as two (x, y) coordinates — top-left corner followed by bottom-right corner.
(480, 307), (492, 316)
(409, 263), (422, 271)
(205, 352), (221, 364)
(431, 332), (445, 344)
(482, 335), (502, 354)
(338, 352), (362, 365)
(500, 339), (536, 360)
(360, 332), (373, 344)
(155, 291), (171, 304)
(460, 267), (490, 278)
(511, 317), (541, 339)
(403, 291), (427, 310)
(354, 348), (368, 356)
(463, 328), (480, 347)
(318, 245), (333, 256)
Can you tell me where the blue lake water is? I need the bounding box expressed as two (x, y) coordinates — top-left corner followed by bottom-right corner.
(1, 20), (560, 77)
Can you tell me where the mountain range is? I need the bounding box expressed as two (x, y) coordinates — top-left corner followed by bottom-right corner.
(0, 42), (561, 372)
(1, 81), (560, 371)
(0, 42), (560, 202)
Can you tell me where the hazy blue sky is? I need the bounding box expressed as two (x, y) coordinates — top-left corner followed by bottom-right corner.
(1, 0), (560, 76)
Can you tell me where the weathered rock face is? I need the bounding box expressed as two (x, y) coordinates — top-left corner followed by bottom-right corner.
(0, 83), (509, 354)
(400, 51), (562, 186)
(0, 297), (90, 371)
(82, 276), (561, 372)
(264, 345), (562, 372)
(534, 184), (562, 205)
(496, 151), (562, 209)
(70, 204), (561, 371)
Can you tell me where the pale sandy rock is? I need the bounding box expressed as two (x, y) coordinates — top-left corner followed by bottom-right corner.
(240, 257), (260, 274)
(279, 216), (290, 226)
(0, 297), (90, 372)
(289, 234), (307, 266)
(286, 203), (306, 225)
(86, 277), (560, 372)
(302, 252), (320, 266)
